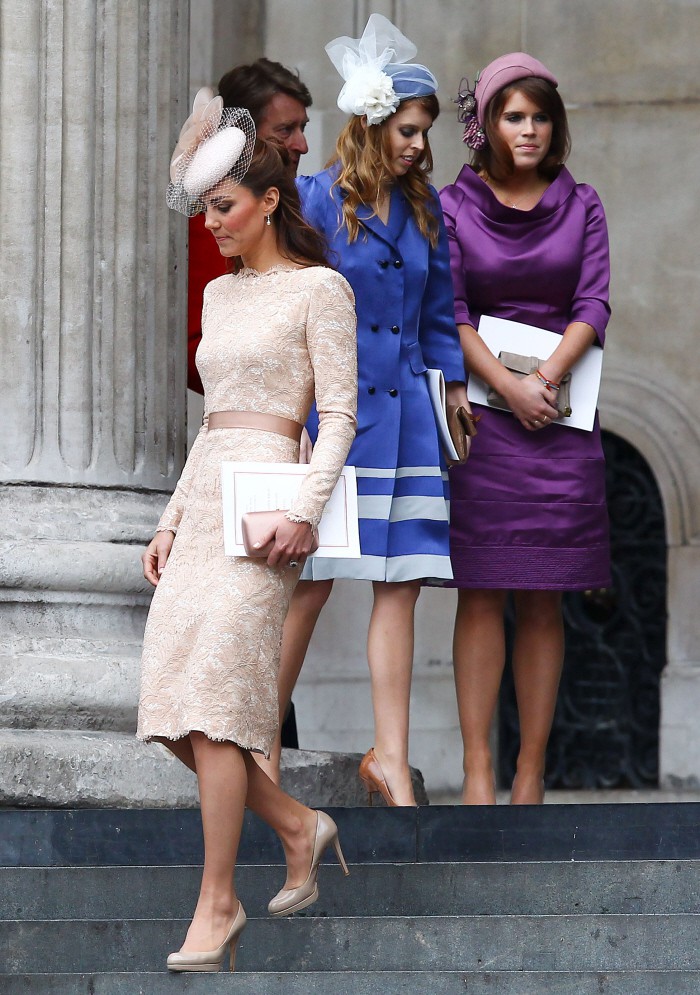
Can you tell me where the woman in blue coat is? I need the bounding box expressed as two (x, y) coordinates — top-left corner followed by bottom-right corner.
(265, 15), (469, 805)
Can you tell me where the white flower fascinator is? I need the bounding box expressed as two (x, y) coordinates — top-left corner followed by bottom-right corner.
(326, 13), (437, 126)
(167, 87), (256, 216)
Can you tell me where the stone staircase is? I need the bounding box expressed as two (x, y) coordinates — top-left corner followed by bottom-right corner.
(2, 804), (700, 993)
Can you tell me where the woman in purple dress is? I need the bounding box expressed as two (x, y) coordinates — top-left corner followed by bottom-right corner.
(440, 54), (611, 805)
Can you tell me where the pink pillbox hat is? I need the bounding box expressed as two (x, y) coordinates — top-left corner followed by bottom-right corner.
(475, 52), (558, 125)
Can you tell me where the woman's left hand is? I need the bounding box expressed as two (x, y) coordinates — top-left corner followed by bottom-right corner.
(445, 380), (470, 410)
(255, 517), (317, 569)
(445, 380), (474, 459)
(501, 373), (559, 431)
(141, 530), (175, 587)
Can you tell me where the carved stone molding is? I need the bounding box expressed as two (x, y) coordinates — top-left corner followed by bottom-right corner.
(599, 368), (700, 547)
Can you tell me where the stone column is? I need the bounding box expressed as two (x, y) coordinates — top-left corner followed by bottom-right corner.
(0, 0), (197, 805)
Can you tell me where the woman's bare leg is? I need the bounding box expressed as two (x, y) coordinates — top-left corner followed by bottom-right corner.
(452, 588), (508, 804)
(510, 589), (564, 804)
(366, 580), (421, 806)
(159, 734), (332, 912)
(178, 732), (246, 953)
(242, 752), (322, 888)
(159, 736), (195, 771)
(255, 578), (334, 784)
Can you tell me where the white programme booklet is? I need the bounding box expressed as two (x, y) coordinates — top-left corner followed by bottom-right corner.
(425, 368), (460, 462)
(221, 462), (360, 558)
(467, 315), (604, 432)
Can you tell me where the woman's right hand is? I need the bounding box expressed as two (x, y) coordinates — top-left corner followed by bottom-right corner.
(500, 372), (559, 432)
(142, 530), (175, 587)
(254, 517), (317, 569)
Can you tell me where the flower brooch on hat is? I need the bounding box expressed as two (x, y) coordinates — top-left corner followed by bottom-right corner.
(167, 88), (256, 216)
(455, 76), (486, 150)
(326, 12), (437, 126)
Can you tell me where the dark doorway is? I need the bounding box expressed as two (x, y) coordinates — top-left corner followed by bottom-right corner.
(498, 431), (668, 789)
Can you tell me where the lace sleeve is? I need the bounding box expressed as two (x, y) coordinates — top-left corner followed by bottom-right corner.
(156, 413), (210, 533)
(156, 288), (213, 534)
(287, 272), (358, 526)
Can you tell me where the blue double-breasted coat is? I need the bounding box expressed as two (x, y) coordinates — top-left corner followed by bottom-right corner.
(298, 167), (464, 581)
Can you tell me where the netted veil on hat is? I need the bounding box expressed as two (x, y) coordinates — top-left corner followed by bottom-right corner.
(167, 87), (256, 216)
(326, 13), (438, 125)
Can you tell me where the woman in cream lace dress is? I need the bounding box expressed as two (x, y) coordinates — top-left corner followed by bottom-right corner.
(137, 96), (356, 972)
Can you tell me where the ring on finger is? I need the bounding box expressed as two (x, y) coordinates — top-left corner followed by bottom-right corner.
(289, 560), (299, 568)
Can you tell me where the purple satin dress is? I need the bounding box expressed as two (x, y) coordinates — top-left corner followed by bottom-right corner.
(439, 165), (611, 589)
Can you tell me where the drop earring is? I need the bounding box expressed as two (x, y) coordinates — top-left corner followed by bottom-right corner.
(265, 214), (272, 226)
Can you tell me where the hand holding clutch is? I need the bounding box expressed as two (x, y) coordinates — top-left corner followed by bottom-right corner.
(487, 352), (572, 418)
(426, 369), (479, 464)
(241, 510), (319, 560)
(445, 403), (479, 464)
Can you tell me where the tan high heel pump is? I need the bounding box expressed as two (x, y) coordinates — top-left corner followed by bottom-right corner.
(267, 810), (349, 916)
(166, 901), (246, 973)
(359, 747), (398, 806)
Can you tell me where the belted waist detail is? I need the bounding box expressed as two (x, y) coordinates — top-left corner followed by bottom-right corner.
(207, 410), (303, 443)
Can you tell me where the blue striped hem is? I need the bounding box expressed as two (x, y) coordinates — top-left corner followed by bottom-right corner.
(305, 552), (454, 582)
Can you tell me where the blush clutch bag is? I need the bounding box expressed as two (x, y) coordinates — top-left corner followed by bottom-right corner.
(241, 510), (320, 557)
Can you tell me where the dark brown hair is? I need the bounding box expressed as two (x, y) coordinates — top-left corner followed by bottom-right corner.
(472, 77), (570, 182)
(330, 94), (441, 246)
(232, 138), (330, 271)
(218, 58), (312, 125)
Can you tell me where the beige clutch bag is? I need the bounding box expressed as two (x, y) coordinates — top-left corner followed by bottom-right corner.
(487, 352), (572, 418)
(241, 510), (319, 557)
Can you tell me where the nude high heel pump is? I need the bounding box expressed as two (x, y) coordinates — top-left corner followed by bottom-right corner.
(359, 747), (398, 807)
(267, 810), (349, 917)
(166, 902), (246, 973)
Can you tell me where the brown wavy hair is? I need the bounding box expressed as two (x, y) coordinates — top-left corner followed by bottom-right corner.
(472, 77), (570, 182)
(229, 138), (331, 271)
(329, 95), (441, 247)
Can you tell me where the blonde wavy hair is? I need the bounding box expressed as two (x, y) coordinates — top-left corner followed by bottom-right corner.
(328, 95), (441, 247)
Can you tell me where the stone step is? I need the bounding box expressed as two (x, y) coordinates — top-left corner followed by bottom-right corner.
(2, 914), (699, 974)
(4, 803), (700, 866)
(1, 735), (430, 809)
(3, 972), (700, 995)
(2, 860), (699, 920)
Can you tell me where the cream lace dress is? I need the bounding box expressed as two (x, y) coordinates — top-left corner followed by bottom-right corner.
(136, 265), (357, 755)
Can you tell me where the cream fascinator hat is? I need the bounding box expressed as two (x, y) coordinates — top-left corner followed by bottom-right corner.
(167, 88), (256, 216)
(326, 13), (438, 126)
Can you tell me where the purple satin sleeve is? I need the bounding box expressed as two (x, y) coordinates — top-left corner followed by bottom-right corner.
(439, 183), (476, 329)
(568, 185), (611, 345)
